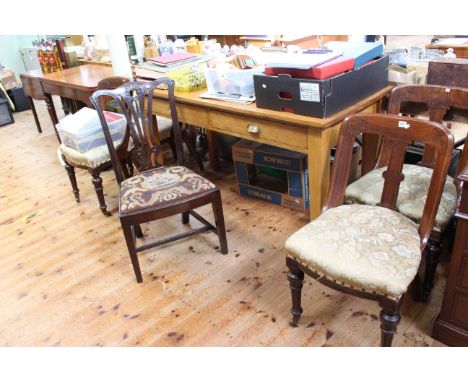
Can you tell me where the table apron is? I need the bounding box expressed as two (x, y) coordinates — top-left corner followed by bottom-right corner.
(41, 83), (93, 106)
(153, 98), (309, 154)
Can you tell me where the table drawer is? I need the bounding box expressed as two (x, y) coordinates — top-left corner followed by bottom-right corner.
(205, 110), (308, 153)
(153, 99), (309, 153)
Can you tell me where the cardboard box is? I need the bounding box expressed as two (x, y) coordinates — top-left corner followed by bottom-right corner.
(233, 140), (309, 211)
(253, 55), (389, 118)
(0, 68), (19, 91)
(233, 139), (362, 211)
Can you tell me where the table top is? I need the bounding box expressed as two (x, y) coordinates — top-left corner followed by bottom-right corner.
(23, 64), (114, 91)
(23, 64), (392, 129)
(155, 85), (393, 129)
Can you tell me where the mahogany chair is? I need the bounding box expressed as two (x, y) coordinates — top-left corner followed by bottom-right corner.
(285, 113), (453, 346)
(346, 84), (468, 301)
(90, 78), (228, 283)
(60, 76), (132, 216)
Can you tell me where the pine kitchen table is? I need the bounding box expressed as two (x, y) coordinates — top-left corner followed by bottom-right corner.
(21, 64), (392, 219)
(151, 85), (393, 219)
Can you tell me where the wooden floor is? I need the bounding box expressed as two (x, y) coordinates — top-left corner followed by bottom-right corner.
(0, 99), (447, 346)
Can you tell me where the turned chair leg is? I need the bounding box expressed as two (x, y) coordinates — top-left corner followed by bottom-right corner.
(211, 191), (228, 254)
(91, 170), (111, 216)
(379, 302), (401, 347)
(134, 224), (144, 238)
(64, 162), (80, 202)
(422, 239), (442, 302)
(122, 223), (143, 283)
(287, 261), (304, 327)
(181, 211), (190, 225)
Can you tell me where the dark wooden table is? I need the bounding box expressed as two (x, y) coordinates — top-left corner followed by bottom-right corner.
(20, 65), (114, 141)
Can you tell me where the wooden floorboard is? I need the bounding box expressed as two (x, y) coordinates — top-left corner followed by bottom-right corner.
(0, 98), (446, 346)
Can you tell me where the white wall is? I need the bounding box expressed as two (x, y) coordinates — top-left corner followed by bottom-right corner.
(0, 35), (43, 79)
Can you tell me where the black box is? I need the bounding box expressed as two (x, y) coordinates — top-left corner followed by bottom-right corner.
(0, 98), (15, 127)
(254, 55), (389, 118)
(7, 86), (31, 112)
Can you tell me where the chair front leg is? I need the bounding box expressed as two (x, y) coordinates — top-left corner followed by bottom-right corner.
(379, 300), (402, 347)
(64, 162), (80, 202)
(90, 169), (111, 216)
(286, 259), (304, 327)
(211, 191), (228, 254)
(121, 222), (143, 283)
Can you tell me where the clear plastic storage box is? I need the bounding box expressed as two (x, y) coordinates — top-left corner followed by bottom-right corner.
(56, 107), (127, 153)
(204, 67), (264, 97)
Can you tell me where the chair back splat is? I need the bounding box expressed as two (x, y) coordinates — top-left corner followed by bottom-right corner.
(90, 78), (184, 185)
(381, 84), (468, 169)
(327, 113), (454, 251)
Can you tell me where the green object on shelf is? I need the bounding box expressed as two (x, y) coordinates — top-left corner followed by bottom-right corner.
(258, 165), (287, 180)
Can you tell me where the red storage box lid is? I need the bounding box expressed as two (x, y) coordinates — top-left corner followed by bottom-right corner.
(264, 56), (355, 80)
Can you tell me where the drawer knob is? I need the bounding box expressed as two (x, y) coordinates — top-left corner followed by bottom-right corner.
(247, 124), (260, 134)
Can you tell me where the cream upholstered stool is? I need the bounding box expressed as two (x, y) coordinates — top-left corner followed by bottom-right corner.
(285, 113), (453, 346)
(345, 84), (468, 301)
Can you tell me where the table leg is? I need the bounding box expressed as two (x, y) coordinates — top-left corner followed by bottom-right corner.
(206, 130), (220, 171)
(307, 127), (333, 220)
(44, 93), (61, 143)
(361, 133), (381, 175)
(28, 96), (42, 133)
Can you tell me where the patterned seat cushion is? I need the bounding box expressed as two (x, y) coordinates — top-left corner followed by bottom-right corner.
(285, 205), (421, 300)
(345, 164), (457, 232)
(120, 166), (216, 214)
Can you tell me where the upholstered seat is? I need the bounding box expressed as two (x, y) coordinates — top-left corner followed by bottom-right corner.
(285, 204), (421, 299)
(119, 166), (216, 214)
(345, 164), (457, 232)
(60, 143), (115, 168)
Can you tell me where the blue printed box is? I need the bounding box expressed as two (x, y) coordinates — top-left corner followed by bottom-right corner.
(232, 140), (309, 211)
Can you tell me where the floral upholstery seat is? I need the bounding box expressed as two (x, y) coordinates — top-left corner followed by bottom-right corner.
(120, 166), (216, 214)
(345, 164), (457, 232)
(60, 143), (116, 168)
(285, 205), (421, 300)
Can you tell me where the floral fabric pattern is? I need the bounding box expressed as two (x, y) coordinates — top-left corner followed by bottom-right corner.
(120, 166), (216, 213)
(285, 205), (421, 299)
(345, 164), (457, 232)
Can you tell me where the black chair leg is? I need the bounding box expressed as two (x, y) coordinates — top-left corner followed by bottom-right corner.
(182, 211), (190, 225)
(182, 125), (204, 171)
(127, 156), (134, 177)
(211, 191), (228, 254)
(422, 238), (442, 302)
(135, 224), (144, 238)
(286, 259), (304, 327)
(379, 301), (401, 347)
(64, 162), (80, 202)
(122, 222), (143, 283)
(91, 170), (111, 216)
(121, 160), (130, 179)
